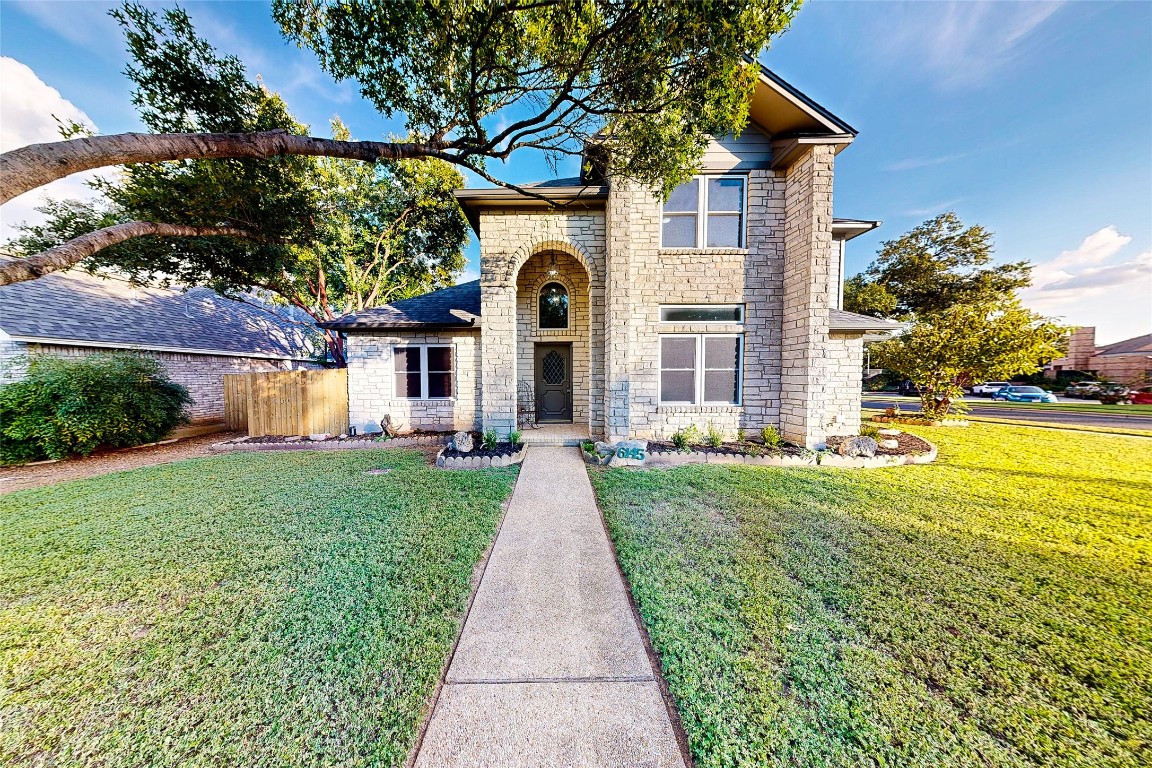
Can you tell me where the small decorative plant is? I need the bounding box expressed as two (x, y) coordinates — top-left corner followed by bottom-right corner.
(705, 423), (724, 448)
(671, 424), (700, 451)
(581, 440), (595, 453)
(859, 423), (881, 439)
(760, 425), (783, 448)
(482, 429), (499, 450)
(509, 430), (523, 446)
(736, 427), (746, 443)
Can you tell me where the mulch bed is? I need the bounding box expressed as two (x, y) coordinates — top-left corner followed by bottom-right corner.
(827, 432), (933, 456)
(441, 442), (525, 460)
(239, 428), (453, 445)
(646, 440), (807, 457)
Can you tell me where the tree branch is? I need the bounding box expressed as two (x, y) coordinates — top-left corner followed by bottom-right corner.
(0, 221), (256, 285)
(0, 130), (442, 204)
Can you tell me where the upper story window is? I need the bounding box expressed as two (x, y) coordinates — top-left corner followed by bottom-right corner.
(660, 305), (744, 323)
(539, 282), (569, 329)
(660, 175), (746, 249)
(394, 345), (454, 399)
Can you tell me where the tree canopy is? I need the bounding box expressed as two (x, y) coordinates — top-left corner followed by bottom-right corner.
(844, 212), (1032, 319)
(1, 0), (801, 285)
(870, 299), (1071, 418)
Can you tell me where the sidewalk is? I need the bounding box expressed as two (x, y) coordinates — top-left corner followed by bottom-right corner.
(414, 446), (685, 767)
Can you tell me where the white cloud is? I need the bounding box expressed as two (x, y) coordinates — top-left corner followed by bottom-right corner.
(876, 1), (1066, 88)
(0, 57), (101, 241)
(1020, 226), (1152, 345)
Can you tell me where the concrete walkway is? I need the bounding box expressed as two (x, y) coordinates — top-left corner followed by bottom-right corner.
(414, 447), (686, 768)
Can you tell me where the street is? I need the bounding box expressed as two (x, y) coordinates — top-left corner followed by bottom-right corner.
(861, 395), (1152, 431)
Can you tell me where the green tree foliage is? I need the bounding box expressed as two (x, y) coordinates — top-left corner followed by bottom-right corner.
(870, 300), (1071, 419)
(7, 5), (469, 365)
(272, 0), (799, 196)
(845, 212), (1032, 318)
(0, 354), (191, 464)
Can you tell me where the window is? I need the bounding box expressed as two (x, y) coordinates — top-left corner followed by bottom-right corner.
(539, 282), (569, 329)
(660, 175), (746, 248)
(660, 305), (744, 323)
(393, 345), (454, 399)
(659, 335), (743, 405)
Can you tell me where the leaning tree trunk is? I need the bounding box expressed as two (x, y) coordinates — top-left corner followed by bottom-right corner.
(0, 221), (255, 285)
(0, 130), (441, 204)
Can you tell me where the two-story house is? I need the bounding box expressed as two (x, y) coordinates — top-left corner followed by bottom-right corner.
(322, 65), (900, 448)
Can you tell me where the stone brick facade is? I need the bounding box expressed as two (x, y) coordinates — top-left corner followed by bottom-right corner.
(0, 334), (312, 421)
(345, 330), (482, 434)
(462, 144), (866, 448)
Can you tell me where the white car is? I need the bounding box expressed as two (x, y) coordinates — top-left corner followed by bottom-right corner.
(971, 381), (1011, 397)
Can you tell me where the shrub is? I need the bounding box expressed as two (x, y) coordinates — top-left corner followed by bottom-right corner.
(705, 423), (724, 448)
(481, 429), (499, 450)
(760, 425), (783, 447)
(860, 422), (881, 439)
(736, 427), (746, 443)
(0, 353), (191, 465)
(508, 430), (523, 446)
(671, 424), (700, 451)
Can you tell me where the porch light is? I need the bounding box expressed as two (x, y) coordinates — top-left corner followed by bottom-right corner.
(547, 252), (559, 277)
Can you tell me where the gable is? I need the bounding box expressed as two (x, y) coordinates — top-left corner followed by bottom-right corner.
(701, 125), (774, 171)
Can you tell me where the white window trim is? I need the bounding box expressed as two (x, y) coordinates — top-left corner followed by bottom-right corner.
(658, 333), (744, 406)
(659, 174), (748, 249)
(537, 278), (572, 331)
(659, 304), (745, 324)
(392, 343), (456, 400)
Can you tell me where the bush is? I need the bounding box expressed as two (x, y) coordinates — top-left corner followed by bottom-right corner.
(860, 422), (881, 439)
(760, 425), (783, 447)
(481, 429), (499, 450)
(705, 423), (724, 448)
(671, 425), (700, 451)
(0, 353), (191, 465)
(508, 430), (523, 446)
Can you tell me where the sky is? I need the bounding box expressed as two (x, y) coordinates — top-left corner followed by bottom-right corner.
(1, 0), (1149, 344)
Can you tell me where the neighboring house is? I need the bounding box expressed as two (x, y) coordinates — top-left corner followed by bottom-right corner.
(0, 267), (321, 421)
(322, 65), (901, 448)
(1045, 327), (1152, 384)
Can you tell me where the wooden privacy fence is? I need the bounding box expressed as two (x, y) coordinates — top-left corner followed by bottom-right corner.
(223, 369), (348, 437)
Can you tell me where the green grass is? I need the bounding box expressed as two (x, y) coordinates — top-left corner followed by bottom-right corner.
(971, 401), (1152, 415)
(592, 423), (1151, 767)
(862, 408), (1152, 438)
(1, 450), (518, 767)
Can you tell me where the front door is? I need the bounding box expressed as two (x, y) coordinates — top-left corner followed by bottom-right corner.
(535, 343), (573, 422)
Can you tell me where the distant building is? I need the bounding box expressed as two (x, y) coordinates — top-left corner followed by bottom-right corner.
(1045, 327), (1152, 384)
(0, 268), (321, 421)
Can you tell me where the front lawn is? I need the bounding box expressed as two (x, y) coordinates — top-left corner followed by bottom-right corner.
(592, 423), (1151, 767)
(1, 450), (517, 767)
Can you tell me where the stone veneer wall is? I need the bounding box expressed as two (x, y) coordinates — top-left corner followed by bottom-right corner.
(779, 145), (836, 447)
(0, 337), (311, 421)
(478, 210), (606, 435)
(515, 250), (592, 425)
(824, 332), (865, 435)
(603, 172), (787, 442)
(345, 330), (482, 434)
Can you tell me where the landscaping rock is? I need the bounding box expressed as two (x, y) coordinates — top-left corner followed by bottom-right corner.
(593, 441), (615, 456)
(877, 428), (902, 436)
(284, 436), (303, 442)
(451, 431), (474, 453)
(608, 439), (649, 466)
(837, 436), (878, 458)
(879, 439), (900, 450)
(309, 433), (331, 442)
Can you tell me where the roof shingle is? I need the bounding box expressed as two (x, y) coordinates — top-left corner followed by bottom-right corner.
(320, 281), (481, 331)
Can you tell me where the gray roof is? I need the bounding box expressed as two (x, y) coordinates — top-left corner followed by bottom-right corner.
(829, 309), (904, 332)
(1095, 333), (1152, 356)
(0, 267), (320, 360)
(322, 280), (902, 335)
(320, 281), (481, 331)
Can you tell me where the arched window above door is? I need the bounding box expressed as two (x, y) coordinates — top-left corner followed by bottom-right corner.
(539, 282), (569, 329)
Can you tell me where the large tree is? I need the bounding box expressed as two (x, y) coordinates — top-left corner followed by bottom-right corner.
(0, 0), (800, 285)
(870, 299), (1071, 419)
(844, 212), (1032, 318)
(6, 6), (468, 365)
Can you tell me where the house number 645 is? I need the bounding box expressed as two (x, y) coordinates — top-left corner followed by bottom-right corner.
(616, 446), (646, 460)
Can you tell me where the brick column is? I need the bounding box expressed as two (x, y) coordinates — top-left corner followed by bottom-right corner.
(479, 228), (518, 435)
(780, 144), (835, 448)
(604, 180), (638, 440)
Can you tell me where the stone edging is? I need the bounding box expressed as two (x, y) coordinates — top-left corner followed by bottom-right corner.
(872, 415), (969, 427)
(435, 444), (527, 470)
(209, 434), (449, 453)
(585, 441), (938, 469)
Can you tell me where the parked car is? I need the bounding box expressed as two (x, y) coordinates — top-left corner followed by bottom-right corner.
(1063, 381), (1101, 399)
(1129, 386), (1152, 405)
(991, 386), (1059, 403)
(971, 381), (1011, 397)
(1096, 383), (1131, 405)
(897, 380), (918, 397)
